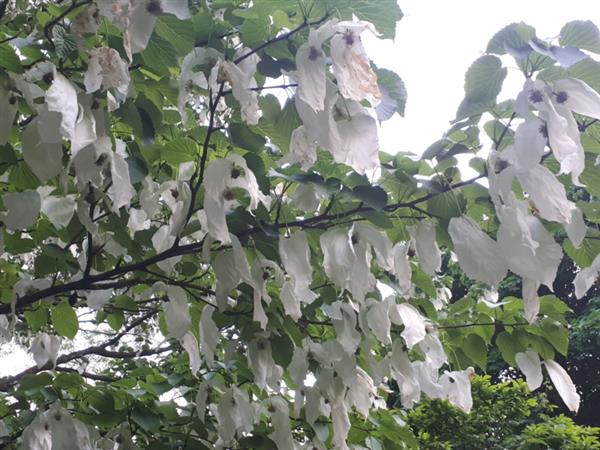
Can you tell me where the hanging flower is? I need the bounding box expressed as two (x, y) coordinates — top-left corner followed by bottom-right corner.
(84, 47), (130, 96)
(330, 21), (381, 106)
(202, 154), (270, 244)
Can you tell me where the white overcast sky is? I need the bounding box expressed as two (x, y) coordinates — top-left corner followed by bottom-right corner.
(365, 0), (600, 155)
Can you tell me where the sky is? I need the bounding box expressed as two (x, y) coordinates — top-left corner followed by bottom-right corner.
(364, 0), (600, 156)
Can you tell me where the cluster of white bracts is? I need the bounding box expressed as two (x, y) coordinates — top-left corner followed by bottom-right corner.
(22, 403), (140, 450)
(281, 20), (382, 175)
(443, 76), (600, 414)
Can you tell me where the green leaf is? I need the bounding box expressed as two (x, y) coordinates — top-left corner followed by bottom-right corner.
(462, 334), (487, 370)
(564, 231), (600, 268)
(255, 99), (301, 153)
(464, 55), (507, 101)
(0, 44), (24, 73)
(19, 373), (53, 391)
(239, 435), (278, 450)
(24, 302), (49, 331)
(540, 320), (569, 356)
(132, 407), (161, 431)
(347, 0), (403, 40)
(375, 67), (407, 121)
(229, 123), (266, 152)
(52, 25), (77, 59)
(427, 191), (466, 219)
(270, 333), (294, 368)
(568, 58), (600, 93)
(359, 210), (393, 229)
(51, 300), (79, 339)
(353, 185), (388, 211)
(487, 22), (536, 55)
(560, 20), (600, 54)
(496, 331), (519, 367)
(161, 138), (198, 165)
(141, 34), (178, 75)
(411, 267), (436, 297)
(154, 15), (194, 56)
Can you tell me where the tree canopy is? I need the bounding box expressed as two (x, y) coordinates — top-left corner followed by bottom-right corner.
(1, 0), (600, 449)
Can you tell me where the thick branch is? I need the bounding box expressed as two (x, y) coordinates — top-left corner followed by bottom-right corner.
(0, 310), (160, 391)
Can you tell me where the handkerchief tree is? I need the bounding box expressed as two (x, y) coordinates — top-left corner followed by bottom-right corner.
(0, 1), (599, 448)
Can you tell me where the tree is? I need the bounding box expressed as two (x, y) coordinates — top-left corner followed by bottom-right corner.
(407, 376), (600, 449)
(1, 0), (600, 448)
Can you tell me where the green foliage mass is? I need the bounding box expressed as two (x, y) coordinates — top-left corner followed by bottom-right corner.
(408, 376), (600, 450)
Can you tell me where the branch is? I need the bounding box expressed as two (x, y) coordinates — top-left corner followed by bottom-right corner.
(43, 0), (91, 49)
(233, 14), (330, 65)
(438, 321), (525, 329)
(222, 83), (298, 95)
(0, 310), (160, 391)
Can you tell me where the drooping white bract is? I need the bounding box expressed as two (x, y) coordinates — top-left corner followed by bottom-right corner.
(22, 111), (63, 183)
(294, 79), (340, 160)
(439, 367), (475, 413)
(212, 233), (251, 309)
(279, 231), (317, 320)
(104, 0), (191, 59)
(345, 367), (377, 418)
(496, 200), (562, 289)
(333, 98), (380, 175)
(22, 403), (96, 450)
(390, 301), (427, 349)
(162, 285), (191, 340)
(511, 117), (547, 172)
(292, 79), (380, 174)
(30, 333), (61, 369)
(178, 47), (223, 123)
(216, 386), (256, 446)
(390, 341), (422, 408)
(522, 278), (541, 324)
(419, 329), (448, 369)
(279, 126), (318, 170)
(80, 289), (112, 310)
(448, 216), (507, 287)
(573, 253), (600, 299)
(265, 396), (295, 450)
(21, 408), (51, 450)
(84, 47), (130, 96)
(199, 305), (219, 366)
(523, 78), (600, 186)
(46, 71), (79, 141)
(72, 96), (98, 156)
(181, 332), (202, 376)
(247, 336), (284, 391)
(250, 258), (284, 330)
(330, 21), (381, 106)
(544, 359), (580, 412)
(409, 220), (441, 276)
(0, 82), (18, 145)
(326, 301), (362, 355)
(71, 136), (135, 212)
(517, 164), (578, 224)
(109, 140), (136, 212)
(203, 154), (270, 244)
(392, 242), (413, 294)
(295, 20), (337, 112)
(221, 48), (261, 125)
(366, 297), (392, 346)
(515, 349), (543, 391)
(2, 190), (41, 230)
(320, 223), (393, 301)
